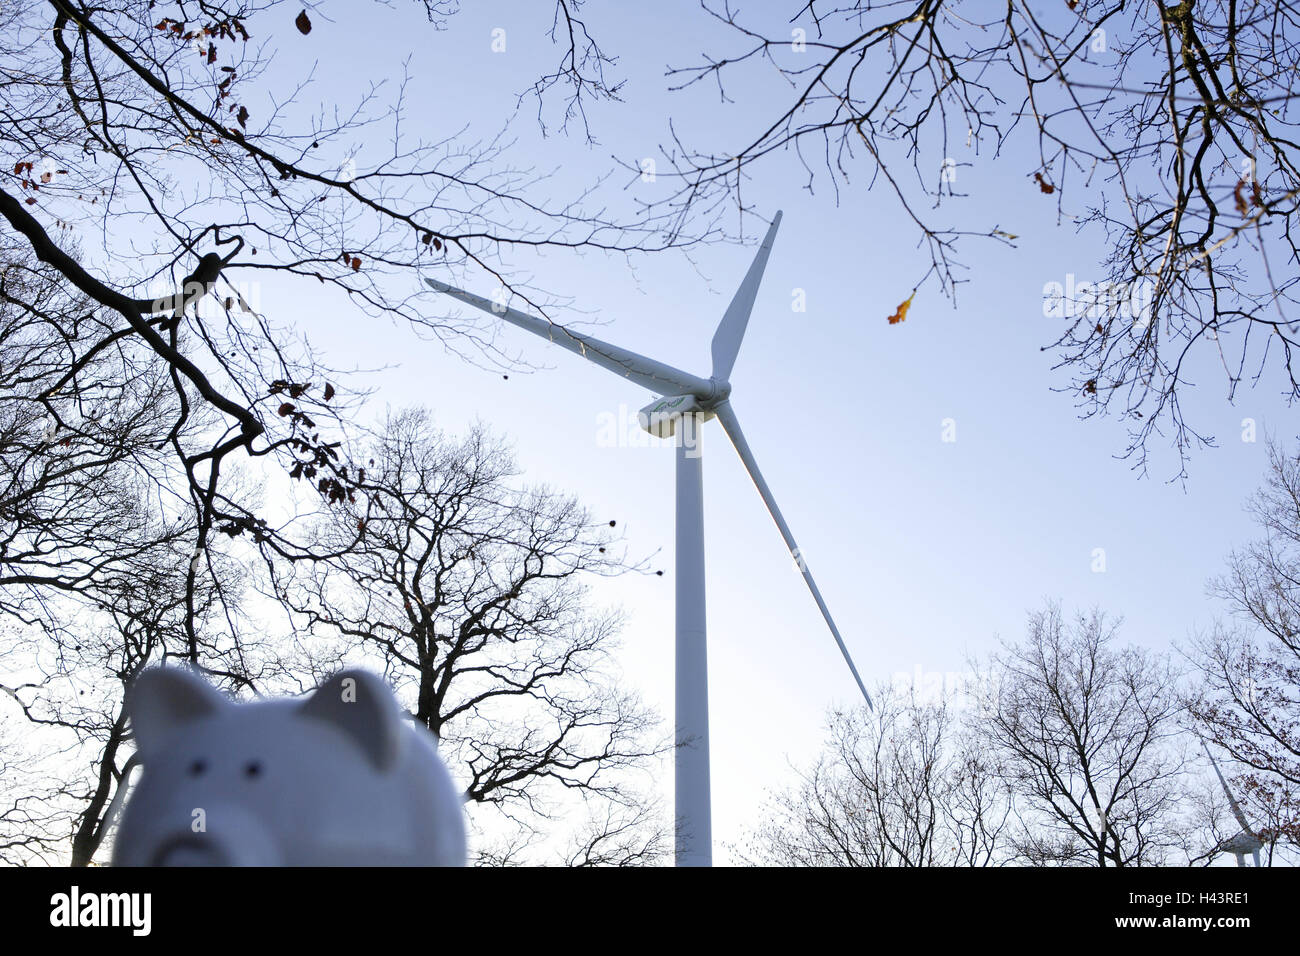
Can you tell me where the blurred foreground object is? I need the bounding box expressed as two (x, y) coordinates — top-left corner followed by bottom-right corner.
(112, 667), (466, 866)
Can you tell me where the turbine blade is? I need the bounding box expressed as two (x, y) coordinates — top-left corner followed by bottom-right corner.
(713, 400), (873, 709)
(710, 211), (782, 381)
(1202, 739), (1255, 835)
(425, 278), (710, 396)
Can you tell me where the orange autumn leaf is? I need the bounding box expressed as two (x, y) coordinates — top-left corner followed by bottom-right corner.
(887, 291), (916, 325)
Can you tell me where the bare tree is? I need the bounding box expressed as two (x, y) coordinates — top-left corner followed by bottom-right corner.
(561, 798), (670, 867)
(0, 710), (68, 864)
(978, 603), (1187, 866)
(0, 1), (694, 865)
(743, 688), (1011, 866)
(0, 0), (718, 664)
(1190, 438), (1300, 851)
(0, 233), (267, 863)
(0, 237), (195, 613)
(275, 408), (666, 864)
(0, 488), (255, 865)
(656, 1), (1300, 473)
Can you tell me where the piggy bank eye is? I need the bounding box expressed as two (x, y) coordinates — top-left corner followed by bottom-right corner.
(188, 759), (207, 776)
(244, 760), (263, 779)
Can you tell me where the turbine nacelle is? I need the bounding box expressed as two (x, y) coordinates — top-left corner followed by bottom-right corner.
(638, 394), (715, 438)
(637, 380), (731, 438)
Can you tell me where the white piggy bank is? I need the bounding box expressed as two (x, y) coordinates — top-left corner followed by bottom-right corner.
(112, 666), (467, 866)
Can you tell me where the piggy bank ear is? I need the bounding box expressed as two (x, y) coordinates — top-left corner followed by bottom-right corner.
(128, 666), (229, 760)
(299, 670), (405, 771)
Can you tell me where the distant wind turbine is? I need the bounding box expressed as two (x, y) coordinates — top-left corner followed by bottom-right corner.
(424, 211), (871, 866)
(1202, 740), (1264, 867)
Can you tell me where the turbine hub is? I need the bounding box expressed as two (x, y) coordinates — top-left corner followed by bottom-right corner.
(700, 377), (731, 407)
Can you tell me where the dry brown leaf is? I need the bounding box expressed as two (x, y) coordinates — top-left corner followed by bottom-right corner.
(887, 291), (916, 325)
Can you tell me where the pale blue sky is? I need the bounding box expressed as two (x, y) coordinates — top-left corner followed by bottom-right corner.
(223, 3), (1292, 861)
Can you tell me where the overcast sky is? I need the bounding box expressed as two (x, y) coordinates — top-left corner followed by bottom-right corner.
(212, 2), (1295, 862)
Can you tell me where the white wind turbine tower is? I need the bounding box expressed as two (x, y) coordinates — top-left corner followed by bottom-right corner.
(425, 211), (872, 866)
(1202, 740), (1264, 867)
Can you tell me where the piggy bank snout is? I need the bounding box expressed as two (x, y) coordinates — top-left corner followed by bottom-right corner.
(150, 835), (231, 867)
(138, 805), (281, 867)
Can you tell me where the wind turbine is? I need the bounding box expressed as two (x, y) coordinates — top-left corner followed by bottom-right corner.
(1202, 740), (1264, 867)
(424, 211), (872, 866)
